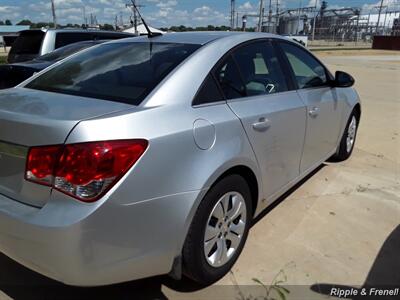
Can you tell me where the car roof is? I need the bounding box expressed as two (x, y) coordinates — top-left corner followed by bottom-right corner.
(107, 31), (287, 45)
(19, 29), (133, 35)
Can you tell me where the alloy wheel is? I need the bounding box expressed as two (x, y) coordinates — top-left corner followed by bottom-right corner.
(203, 191), (247, 268)
(346, 115), (357, 153)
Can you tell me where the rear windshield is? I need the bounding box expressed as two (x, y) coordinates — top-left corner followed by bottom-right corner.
(37, 41), (99, 62)
(26, 42), (200, 105)
(10, 31), (45, 55)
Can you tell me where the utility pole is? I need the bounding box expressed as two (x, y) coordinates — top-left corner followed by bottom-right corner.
(230, 0), (236, 30)
(258, 0), (264, 32)
(312, 0), (318, 40)
(120, 11), (124, 27)
(296, 0), (302, 35)
(82, 6), (87, 28)
(376, 0), (384, 34)
(50, 0), (57, 28)
(275, 0), (280, 33)
(267, 0), (272, 33)
(126, 0), (145, 35)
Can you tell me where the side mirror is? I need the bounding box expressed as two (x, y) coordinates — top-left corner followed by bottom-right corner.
(331, 71), (355, 88)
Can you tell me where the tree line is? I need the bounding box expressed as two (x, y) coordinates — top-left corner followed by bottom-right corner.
(0, 20), (13, 25)
(1, 20), (255, 32)
(0, 19), (115, 30)
(160, 25), (255, 32)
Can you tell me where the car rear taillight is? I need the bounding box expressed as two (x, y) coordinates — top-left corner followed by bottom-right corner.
(26, 145), (62, 186)
(25, 140), (148, 202)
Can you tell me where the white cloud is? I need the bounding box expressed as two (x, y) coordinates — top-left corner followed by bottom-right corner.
(0, 5), (21, 21)
(362, 0), (399, 12)
(307, 0), (320, 8)
(3, 0), (230, 27)
(156, 1), (178, 9)
(0, 6), (19, 13)
(238, 1), (254, 11)
(194, 6), (212, 15)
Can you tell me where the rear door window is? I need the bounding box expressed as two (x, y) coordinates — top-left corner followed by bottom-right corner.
(26, 42), (201, 105)
(55, 32), (93, 49)
(232, 41), (288, 95)
(9, 31), (45, 55)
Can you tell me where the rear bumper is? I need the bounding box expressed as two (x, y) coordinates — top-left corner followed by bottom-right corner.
(0, 189), (202, 286)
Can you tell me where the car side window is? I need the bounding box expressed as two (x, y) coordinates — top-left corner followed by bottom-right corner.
(279, 42), (328, 89)
(55, 33), (93, 49)
(214, 55), (246, 100)
(232, 41), (288, 96)
(193, 74), (225, 105)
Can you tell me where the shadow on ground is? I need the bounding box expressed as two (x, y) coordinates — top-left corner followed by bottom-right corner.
(0, 256), (210, 300)
(0, 165), (327, 300)
(311, 224), (400, 299)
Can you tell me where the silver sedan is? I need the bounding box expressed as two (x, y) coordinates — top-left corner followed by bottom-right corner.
(0, 32), (360, 286)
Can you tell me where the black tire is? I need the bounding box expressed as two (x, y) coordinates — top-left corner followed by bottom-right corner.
(182, 174), (252, 285)
(331, 110), (359, 162)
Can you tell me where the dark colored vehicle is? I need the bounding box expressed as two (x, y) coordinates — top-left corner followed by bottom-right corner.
(0, 40), (107, 89)
(7, 29), (134, 63)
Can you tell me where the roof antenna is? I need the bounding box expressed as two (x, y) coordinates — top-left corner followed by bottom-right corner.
(130, 0), (162, 38)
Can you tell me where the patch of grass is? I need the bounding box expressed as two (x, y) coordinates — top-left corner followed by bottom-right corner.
(0, 56), (7, 65)
(235, 269), (290, 300)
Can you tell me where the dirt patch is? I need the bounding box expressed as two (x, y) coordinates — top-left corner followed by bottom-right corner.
(315, 49), (400, 57)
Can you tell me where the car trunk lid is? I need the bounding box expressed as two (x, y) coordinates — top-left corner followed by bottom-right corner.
(0, 87), (133, 207)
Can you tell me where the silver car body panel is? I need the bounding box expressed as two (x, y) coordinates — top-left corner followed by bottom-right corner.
(40, 29), (56, 55)
(227, 91), (307, 199)
(0, 32), (360, 285)
(298, 87), (343, 172)
(0, 88), (134, 207)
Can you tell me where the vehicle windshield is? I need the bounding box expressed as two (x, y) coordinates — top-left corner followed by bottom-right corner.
(36, 41), (100, 62)
(26, 42), (200, 105)
(10, 31), (45, 55)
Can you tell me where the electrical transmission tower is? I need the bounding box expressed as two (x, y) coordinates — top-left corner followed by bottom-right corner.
(376, 0), (385, 34)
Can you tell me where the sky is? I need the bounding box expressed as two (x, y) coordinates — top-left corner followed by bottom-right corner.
(0, 0), (399, 28)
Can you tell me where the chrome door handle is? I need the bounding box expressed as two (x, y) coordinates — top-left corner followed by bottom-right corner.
(252, 118), (271, 132)
(308, 107), (320, 117)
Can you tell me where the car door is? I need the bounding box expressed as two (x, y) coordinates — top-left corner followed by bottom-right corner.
(217, 40), (307, 199)
(277, 41), (343, 173)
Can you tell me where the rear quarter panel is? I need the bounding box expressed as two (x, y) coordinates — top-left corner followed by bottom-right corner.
(64, 102), (262, 261)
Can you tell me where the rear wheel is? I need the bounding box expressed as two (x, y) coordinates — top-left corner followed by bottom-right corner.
(331, 111), (359, 161)
(182, 175), (252, 285)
